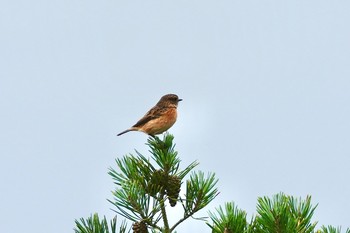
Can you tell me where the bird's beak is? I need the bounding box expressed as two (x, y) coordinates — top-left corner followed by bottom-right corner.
(178, 98), (183, 102)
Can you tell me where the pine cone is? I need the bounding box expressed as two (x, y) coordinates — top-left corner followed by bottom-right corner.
(132, 221), (148, 233)
(167, 175), (181, 207)
(147, 170), (167, 196)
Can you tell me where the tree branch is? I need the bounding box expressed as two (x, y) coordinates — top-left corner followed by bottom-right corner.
(159, 191), (170, 233)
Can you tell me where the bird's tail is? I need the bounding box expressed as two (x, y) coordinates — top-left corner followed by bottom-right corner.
(117, 128), (137, 136)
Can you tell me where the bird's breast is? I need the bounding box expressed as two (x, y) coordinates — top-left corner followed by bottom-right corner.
(140, 108), (178, 135)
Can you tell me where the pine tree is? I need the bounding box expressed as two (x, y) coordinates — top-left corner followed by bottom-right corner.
(207, 193), (350, 233)
(75, 134), (218, 233)
(75, 134), (349, 233)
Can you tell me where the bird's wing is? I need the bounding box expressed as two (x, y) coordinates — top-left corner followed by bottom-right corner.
(132, 106), (163, 127)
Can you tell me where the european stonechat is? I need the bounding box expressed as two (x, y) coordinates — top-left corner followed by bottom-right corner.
(117, 94), (182, 136)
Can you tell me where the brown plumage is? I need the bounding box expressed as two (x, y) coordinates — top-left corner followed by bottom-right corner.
(117, 94), (182, 136)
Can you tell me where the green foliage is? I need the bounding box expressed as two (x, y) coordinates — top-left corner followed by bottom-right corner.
(107, 133), (218, 233)
(74, 213), (128, 233)
(317, 226), (350, 233)
(255, 193), (317, 233)
(208, 193), (349, 233)
(207, 202), (248, 233)
(75, 134), (349, 233)
(185, 171), (218, 215)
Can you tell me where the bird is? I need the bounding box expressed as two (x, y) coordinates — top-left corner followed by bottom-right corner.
(117, 94), (182, 137)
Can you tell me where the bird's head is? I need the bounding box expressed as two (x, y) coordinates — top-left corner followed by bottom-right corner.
(157, 94), (182, 107)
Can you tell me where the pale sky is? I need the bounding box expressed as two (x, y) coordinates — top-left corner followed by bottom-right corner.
(1, 1), (350, 232)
